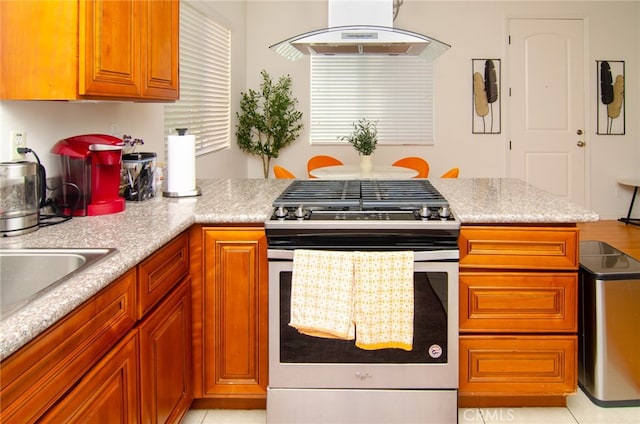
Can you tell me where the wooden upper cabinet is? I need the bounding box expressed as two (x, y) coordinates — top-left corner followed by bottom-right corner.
(0, 0), (178, 101)
(80, 0), (142, 97)
(141, 0), (180, 99)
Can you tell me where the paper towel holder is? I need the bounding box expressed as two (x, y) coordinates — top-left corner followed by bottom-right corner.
(163, 128), (202, 198)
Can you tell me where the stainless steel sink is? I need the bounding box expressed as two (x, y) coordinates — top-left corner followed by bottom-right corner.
(0, 248), (117, 319)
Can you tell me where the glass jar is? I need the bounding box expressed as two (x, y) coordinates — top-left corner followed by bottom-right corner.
(120, 152), (156, 201)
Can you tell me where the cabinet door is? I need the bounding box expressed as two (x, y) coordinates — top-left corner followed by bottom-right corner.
(141, 0), (180, 99)
(40, 331), (140, 424)
(80, 0), (142, 97)
(139, 277), (193, 424)
(200, 227), (269, 399)
(0, 1), (78, 99)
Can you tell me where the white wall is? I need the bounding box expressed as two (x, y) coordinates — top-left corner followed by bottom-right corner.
(1, 1), (638, 219)
(244, 0), (639, 219)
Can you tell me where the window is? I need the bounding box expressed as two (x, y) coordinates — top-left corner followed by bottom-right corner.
(310, 55), (434, 145)
(164, 2), (231, 155)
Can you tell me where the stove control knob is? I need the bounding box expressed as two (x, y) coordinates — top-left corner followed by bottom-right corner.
(275, 206), (287, 219)
(294, 206), (306, 219)
(419, 206), (430, 219)
(439, 206), (451, 219)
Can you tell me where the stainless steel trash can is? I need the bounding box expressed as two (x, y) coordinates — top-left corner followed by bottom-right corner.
(578, 240), (640, 407)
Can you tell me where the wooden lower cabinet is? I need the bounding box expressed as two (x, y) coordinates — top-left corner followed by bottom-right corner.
(139, 277), (193, 424)
(459, 335), (577, 397)
(40, 331), (140, 423)
(458, 225), (580, 407)
(190, 225), (268, 408)
(0, 232), (191, 423)
(0, 269), (137, 424)
(459, 272), (577, 333)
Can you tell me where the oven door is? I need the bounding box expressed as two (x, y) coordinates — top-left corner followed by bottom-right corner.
(268, 249), (459, 390)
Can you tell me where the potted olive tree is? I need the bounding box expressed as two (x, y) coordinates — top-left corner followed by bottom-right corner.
(341, 118), (378, 172)
(236, 70), (303, 178)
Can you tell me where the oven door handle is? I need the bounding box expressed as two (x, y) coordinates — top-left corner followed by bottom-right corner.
(267, 249), (459, 261)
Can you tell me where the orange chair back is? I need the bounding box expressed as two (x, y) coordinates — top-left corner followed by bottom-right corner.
(392, 157), (430, 178)
(307, 155), (343, 178)
(273, 165), (296, 179)
(440, 167), (459, 178)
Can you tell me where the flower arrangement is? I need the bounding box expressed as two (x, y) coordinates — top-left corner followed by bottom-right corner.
(122, 134), (144, 154)
(341, 118), (378, 156)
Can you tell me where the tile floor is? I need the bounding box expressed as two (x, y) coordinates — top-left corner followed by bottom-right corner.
(182, 387), (640, 423)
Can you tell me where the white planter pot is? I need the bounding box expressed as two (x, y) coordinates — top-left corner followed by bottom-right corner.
(360, 155), (373, 173)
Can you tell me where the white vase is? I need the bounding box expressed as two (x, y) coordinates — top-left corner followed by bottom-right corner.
(360, 155), (373, 173)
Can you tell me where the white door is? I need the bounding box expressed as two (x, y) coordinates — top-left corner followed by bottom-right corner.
(508, 19), (586, 206)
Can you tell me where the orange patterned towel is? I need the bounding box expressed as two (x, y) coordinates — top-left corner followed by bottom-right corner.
(289, 249), (356, 340)
(353, 251), (415, 351)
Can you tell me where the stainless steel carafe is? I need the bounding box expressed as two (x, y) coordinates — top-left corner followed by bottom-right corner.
(0, 161), (40, 236)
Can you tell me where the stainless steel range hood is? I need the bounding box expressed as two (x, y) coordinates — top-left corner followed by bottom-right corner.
(269, 0), (450, 61)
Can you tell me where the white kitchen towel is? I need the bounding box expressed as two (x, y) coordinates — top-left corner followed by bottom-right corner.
(289, 249), (356, 340)
(353, 251), (414, 351)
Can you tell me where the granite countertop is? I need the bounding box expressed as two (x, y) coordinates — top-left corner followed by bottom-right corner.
(0, 177), (598, 359)
(431, 178), (600, 224)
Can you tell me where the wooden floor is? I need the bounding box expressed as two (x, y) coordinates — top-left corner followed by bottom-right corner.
(578, 220), (640, 260)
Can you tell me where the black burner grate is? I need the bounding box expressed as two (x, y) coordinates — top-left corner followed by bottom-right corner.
(360, 180), (448, 209)
(273, 179), (448, 210)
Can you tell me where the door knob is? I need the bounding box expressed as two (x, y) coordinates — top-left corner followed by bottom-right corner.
(576, 129), (583, 135)
(577, 140), (585, 147)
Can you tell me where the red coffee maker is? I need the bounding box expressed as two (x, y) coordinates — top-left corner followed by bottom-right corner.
(51, 134), (126, 216)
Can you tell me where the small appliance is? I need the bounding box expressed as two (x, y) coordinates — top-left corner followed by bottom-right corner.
(51, 134), (125, 216)
(0, 161), (42, 236)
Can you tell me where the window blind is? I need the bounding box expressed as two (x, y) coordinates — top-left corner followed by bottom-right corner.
(164, 2), (231, 155)
(310, 55), (434, 145)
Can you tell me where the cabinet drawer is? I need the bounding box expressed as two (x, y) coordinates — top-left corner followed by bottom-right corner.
(0, 269), (136, 424)
(459, 336), (577, 396)
(460, 272), (577, 332)
(459, 227), (579, 270)
(138, 232), (189, 319)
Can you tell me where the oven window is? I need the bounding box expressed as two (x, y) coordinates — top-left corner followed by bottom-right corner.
(279, 271), (448, 364)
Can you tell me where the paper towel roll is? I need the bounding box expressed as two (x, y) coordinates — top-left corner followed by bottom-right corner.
(166, 134), (196, 194)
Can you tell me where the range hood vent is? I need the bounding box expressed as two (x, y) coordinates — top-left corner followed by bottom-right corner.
(270, 0), (450, 61)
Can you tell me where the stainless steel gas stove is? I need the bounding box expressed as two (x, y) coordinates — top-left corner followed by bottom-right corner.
(265, 180), (460, 424)
(266, 179), (459, 251)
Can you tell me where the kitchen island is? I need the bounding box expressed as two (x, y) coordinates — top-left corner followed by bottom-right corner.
(0, 177), (598, 359)
(0, 178), (599, 418)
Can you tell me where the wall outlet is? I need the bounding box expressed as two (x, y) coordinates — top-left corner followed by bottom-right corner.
(10, 130), (27, 161)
